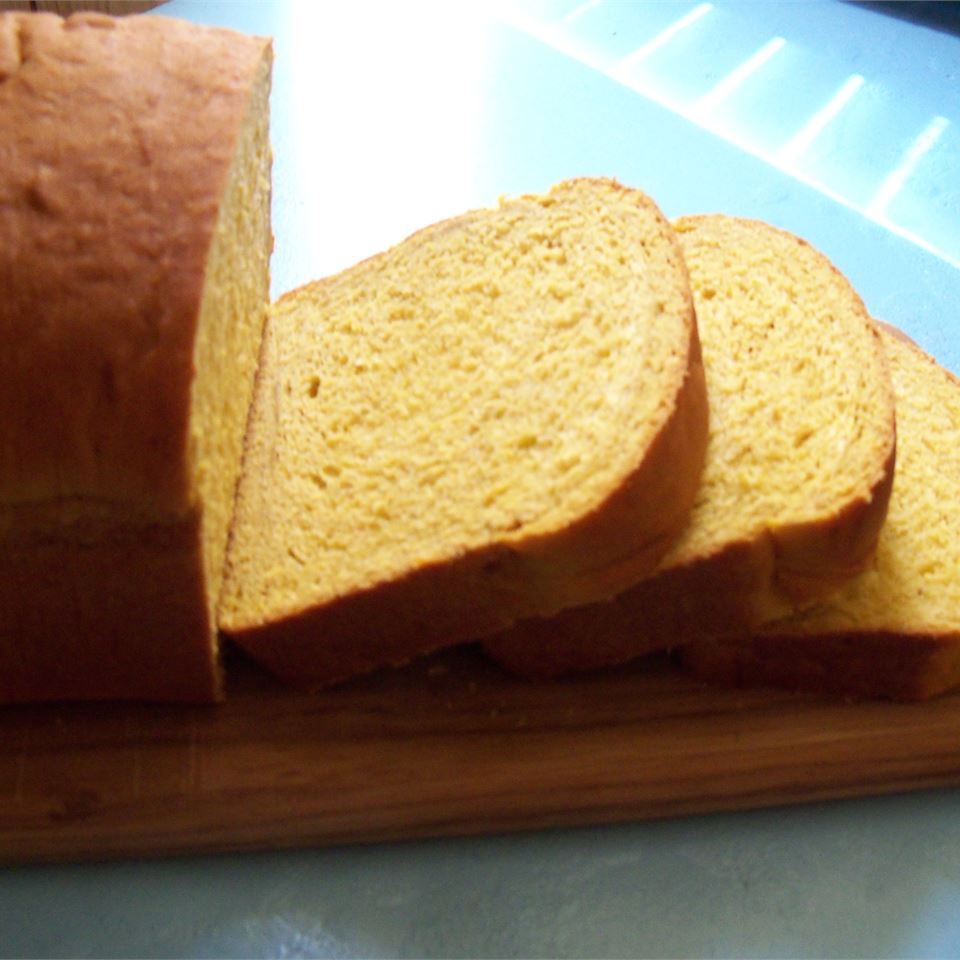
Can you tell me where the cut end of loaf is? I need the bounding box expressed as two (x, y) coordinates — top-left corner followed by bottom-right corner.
(193, 40), (273, 671)
(681, 630), (960, 702)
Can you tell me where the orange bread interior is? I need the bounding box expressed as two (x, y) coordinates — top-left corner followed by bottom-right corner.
(683, 326), (960, 701)
(485, 215), (896, 679)
(219, 178), (708, 688)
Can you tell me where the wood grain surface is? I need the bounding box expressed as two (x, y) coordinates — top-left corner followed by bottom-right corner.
(3, 646), (960, 864)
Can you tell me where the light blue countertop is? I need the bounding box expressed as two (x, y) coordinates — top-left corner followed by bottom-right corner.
(5, 788), (960, 958)
(3, 1), (960, 956)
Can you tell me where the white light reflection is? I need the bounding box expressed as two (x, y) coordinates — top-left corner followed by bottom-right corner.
(779, 74), (865, 166)
(562, 0), (602, 25)
(613, 3), (713, 75)
(693, 37), (785, 114)
(867, 115), (950, 218)
(493, 3), (960, 271)
(287, 1), (491, 283)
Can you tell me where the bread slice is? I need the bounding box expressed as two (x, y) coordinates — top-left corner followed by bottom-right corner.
(683, 325), (960, 701)
(484, 215), (896, 679)
(219, 178), (709, 688)
(0, 13), (272, 701)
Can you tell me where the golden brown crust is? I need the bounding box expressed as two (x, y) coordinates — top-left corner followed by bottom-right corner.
(769, 435), (895, 602)
(0, 13), (270, 702)
(484, 537), (777, 679)
(0, 516), (218, 703)
(484, 458), (894, 681)
(0, 11), (267, 514)
(224, 179), (710, 688)
(680, 632), (960, 702)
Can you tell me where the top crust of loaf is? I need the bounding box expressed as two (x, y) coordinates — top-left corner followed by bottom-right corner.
(485, 214), (896, 679)
(220, 178), (709, 686)
(0, 12), (271, 521)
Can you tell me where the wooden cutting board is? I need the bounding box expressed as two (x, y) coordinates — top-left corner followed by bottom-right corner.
(3, 646), (960, 864)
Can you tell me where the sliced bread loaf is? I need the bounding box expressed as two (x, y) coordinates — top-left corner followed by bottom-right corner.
(484, 215), (896, 679)
(0, 13), (272, 701)
(218, 178), (709, 688)
(683, 325), (960, 701)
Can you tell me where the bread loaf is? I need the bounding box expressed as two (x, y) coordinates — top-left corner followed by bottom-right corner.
(682, 325), (960, 701)
(484, 215), (896, 679)
(219, 178), (709, 688)
(0, 12), (272, 701)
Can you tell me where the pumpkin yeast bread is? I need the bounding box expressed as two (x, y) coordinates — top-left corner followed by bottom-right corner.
(683, 326), (960, 701)
(485, 215), (896, 679)
(219, 179), (709, 688)
(0, 13), (272, 701)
